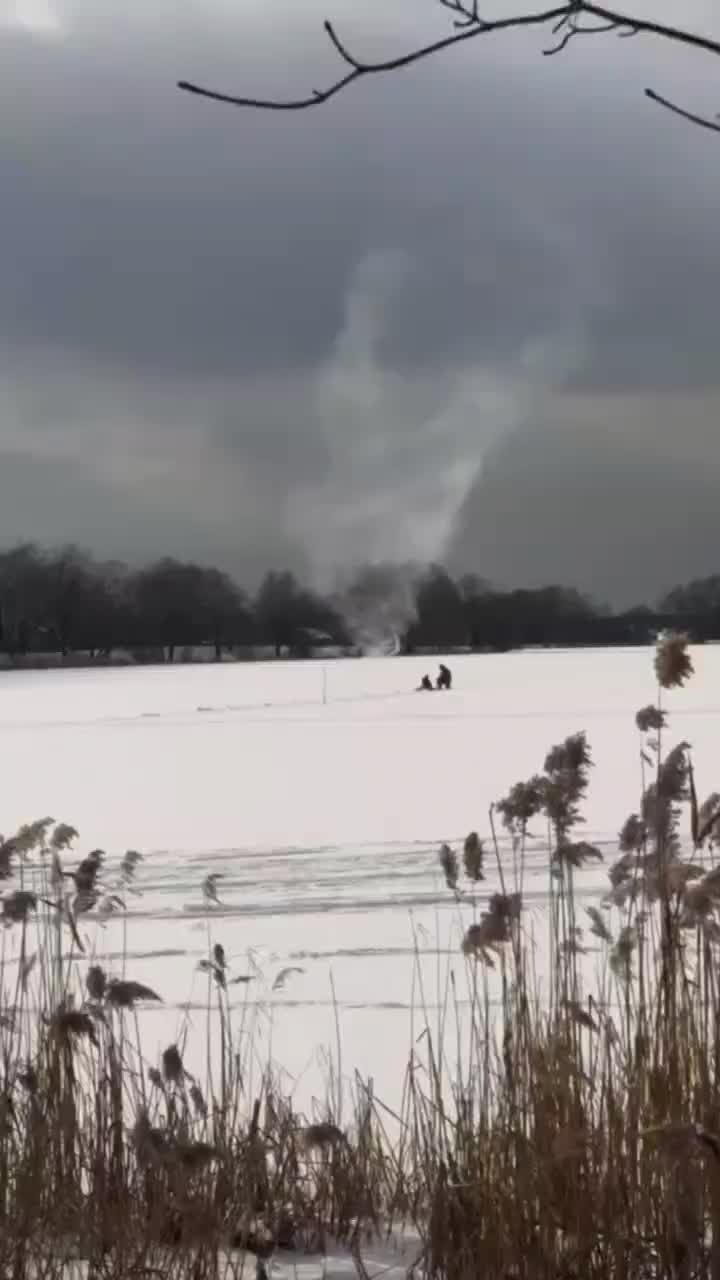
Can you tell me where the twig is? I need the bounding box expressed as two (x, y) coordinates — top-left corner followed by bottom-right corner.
(438, 0), (482, 31)
(543, 16), (628, 56)
(645, 87), (720, 134)
(350, 1232), (372, 1280)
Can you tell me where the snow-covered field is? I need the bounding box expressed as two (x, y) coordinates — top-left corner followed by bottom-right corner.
(1, 645), (718, 1114)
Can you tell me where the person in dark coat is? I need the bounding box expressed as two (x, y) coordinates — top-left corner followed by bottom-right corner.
(418, 674), (433, 692)
(437, 663), (452, 690)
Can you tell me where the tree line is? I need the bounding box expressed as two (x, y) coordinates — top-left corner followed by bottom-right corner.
(0, 543), (718, 663)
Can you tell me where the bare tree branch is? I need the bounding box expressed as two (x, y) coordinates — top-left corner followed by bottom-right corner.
(178, 5), (571, 111)
(177, 1), (720, 131)
(583, 3), (720, 58)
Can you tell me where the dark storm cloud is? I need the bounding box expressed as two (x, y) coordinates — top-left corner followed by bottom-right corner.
(0, 446), (305, 577)
(1, 0), (720, 589)
(447, 404), (720, 607)
(3, 0), (719, 384)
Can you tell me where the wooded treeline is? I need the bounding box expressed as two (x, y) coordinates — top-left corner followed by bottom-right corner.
(0, 544), (718, 662)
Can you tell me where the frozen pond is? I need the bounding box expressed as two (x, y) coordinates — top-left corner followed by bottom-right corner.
(1, 645), (718, 1114)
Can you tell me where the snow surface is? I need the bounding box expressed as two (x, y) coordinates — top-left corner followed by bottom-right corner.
(39, 1235), (419, 1279)
(1, 645), (718, 1113)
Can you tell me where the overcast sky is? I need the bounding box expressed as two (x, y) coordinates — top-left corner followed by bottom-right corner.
(1, 0), (720, 603)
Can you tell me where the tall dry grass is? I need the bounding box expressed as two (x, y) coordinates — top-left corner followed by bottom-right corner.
(0, 633), (718, 1277)
(420, 631), (720, 1280)
(0, 820), (404, 1278)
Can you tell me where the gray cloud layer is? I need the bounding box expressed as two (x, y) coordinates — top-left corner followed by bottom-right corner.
(1, 0), (720, 600)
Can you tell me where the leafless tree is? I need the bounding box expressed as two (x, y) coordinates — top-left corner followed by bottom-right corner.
(178, 2), (720, 133)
